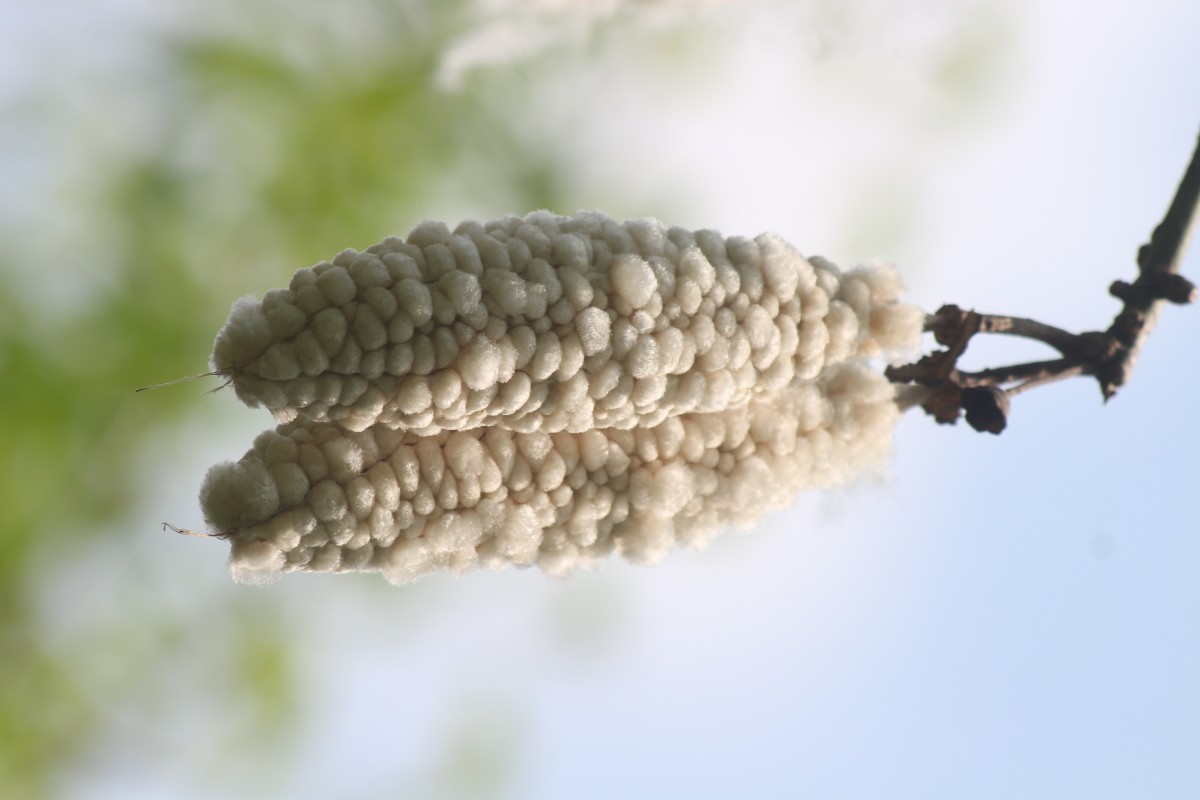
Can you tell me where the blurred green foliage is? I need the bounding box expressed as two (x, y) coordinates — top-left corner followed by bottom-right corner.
(0, 1), (576, 794)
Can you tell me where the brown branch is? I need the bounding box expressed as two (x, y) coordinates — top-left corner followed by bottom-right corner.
(975, 316), (1090, 358)
(888, 129), (1200, 434)
(1098, 130), (1200, 397)
(959, 357), (1084, 390)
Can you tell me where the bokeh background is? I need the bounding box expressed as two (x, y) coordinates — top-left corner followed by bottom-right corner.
(2, 1), (1198, 797)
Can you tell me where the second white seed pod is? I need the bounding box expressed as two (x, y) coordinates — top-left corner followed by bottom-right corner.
(200, 362), (904, 585)
(211, 210), (922, 433)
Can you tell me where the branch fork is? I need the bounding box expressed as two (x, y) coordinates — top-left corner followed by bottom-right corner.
(887, 131), (1200, 433)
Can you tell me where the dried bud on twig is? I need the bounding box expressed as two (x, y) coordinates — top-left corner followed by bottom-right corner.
(961, 386), (1009, 434)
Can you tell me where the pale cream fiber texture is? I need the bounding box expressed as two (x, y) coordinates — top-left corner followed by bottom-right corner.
(211, 211), (918, 433)
(201, 211), (923, 584)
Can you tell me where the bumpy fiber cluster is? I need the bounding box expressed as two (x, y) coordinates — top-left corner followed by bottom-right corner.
(200, 211), (923, 584)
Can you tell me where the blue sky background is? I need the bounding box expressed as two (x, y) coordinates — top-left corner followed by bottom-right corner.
(2, 1), (1197, 798)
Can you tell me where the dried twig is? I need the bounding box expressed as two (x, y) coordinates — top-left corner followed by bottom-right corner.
(888, 130), (1200, 433)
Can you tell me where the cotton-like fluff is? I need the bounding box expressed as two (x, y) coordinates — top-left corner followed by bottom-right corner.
(211, 211), (922, 433)
(200, 362), (904, 585)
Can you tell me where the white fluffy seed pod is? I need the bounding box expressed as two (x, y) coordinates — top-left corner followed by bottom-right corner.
(201, 362), (905, 585)
(211, 211), (923, 433)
